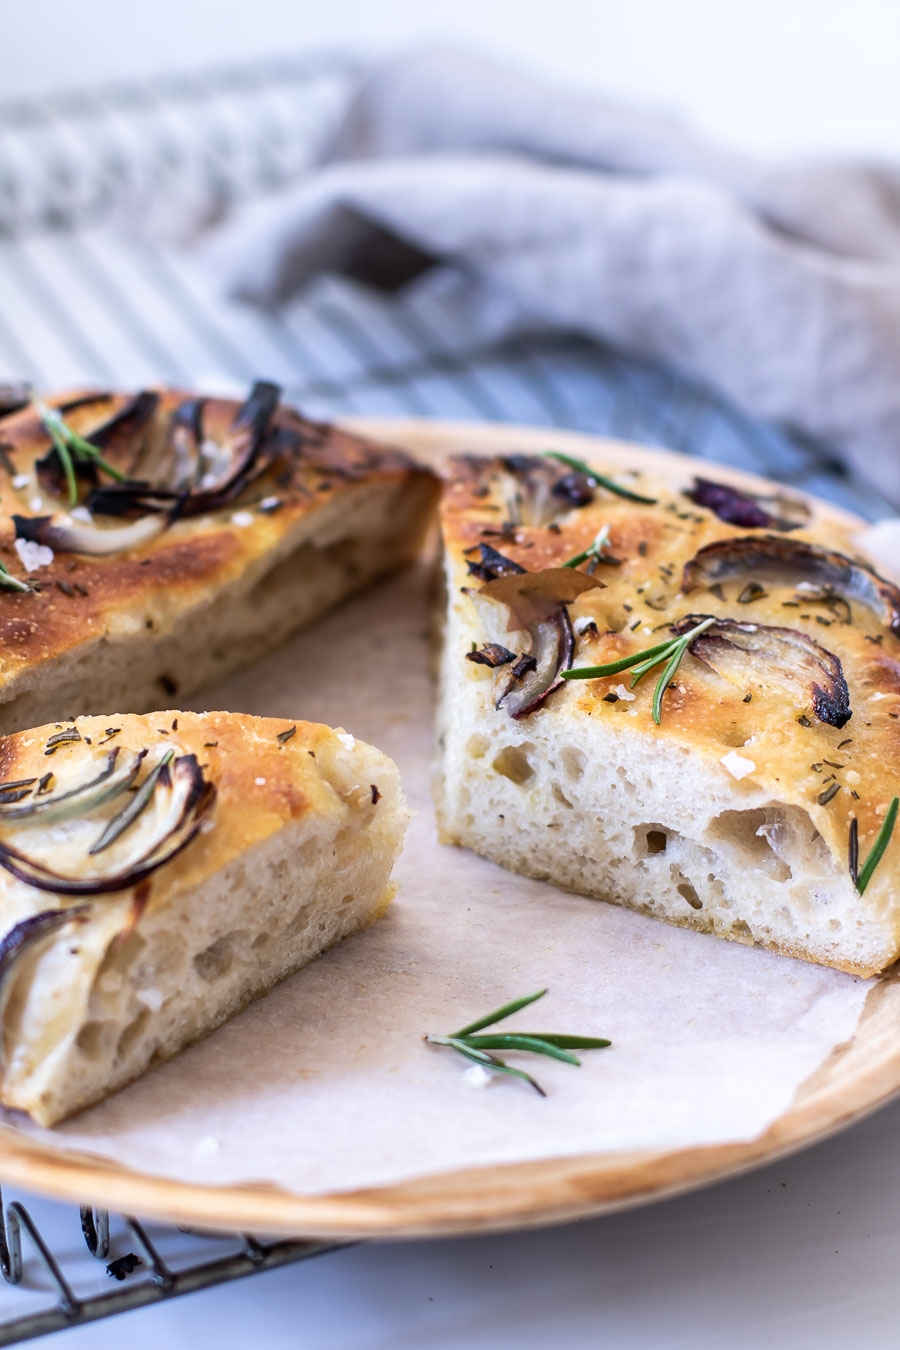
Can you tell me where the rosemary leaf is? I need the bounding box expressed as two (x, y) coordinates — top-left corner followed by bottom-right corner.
(544, 450), (658, 505)
(629, 646), (673, 687)
(848, 817), (859, 887)
(518, 1033), (613, 1049)
(562, 640), (673, 682)
(462, 1034), (582, 1066)
(90, 748), (174, 855)
(651, 643), (687, 725)
(0, 563), (33, 594)
(445, 1040), (548, 1095)
(855, 797), (899, 895)
(562, 526), (612, 570)
(453, 988), (547, 1037)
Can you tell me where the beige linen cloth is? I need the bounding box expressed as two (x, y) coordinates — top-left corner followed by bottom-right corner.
(204, 45), (900, 507)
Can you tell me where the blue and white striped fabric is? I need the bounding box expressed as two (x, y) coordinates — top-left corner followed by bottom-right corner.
(0, 55), (884, 523)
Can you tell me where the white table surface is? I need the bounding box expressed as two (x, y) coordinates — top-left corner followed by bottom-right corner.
(0, 1088), (896, 1348)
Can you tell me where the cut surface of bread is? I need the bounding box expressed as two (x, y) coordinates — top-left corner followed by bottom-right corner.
(0, 386), (438, 733)
(434, 451), (900, 976)
(0, 711), (407, 1124)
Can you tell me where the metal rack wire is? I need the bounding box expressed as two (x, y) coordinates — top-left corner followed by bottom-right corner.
(0, 1186), (347, 1345)
(0, 42), (886, 1345)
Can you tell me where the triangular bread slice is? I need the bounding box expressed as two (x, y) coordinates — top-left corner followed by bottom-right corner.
(0, 385), (438, 734)
(0, 710), (406, 1124)
(434, 449), (900, 976)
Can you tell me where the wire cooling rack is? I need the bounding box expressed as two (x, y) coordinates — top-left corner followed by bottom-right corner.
(0, 43), (887, 1345)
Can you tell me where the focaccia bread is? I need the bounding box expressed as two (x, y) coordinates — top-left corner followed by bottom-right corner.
(434, 450), (900, 976)
(0, 385), (438, 734)
(0, 710), (406, 1124)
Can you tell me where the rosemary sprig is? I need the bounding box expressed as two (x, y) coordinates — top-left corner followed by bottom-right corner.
(30, 394), (128, 507)
(90, 748), (173, 855)
(424, 988), (611, 1096)
(849, 797), (899, 894)
(562, 525), (615, 569)
(544, 450), (658, 505)
(0, 563), (33, 594)
(561, 616), (715, 725)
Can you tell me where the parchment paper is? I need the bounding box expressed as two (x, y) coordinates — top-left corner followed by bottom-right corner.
(8, 564), (873, 1195)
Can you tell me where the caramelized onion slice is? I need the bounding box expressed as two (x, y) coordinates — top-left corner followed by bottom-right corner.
(0, 748), (144, 823)
(13, 512), (165, 557)
(0, 753), (215, 896)
(685, 478), (810, 531)
(35, 391), (159, 497)
(0, 906), (92, 1053)
(469, 569), (605, 718)
(671, 613), (852, 728)
(682, 535), (900, 637)
(465, 542), (526, 582)
(85, 379), (282, 520)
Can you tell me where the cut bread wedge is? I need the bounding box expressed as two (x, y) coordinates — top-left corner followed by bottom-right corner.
(0, 385), (438, 734)
(434, 450), (900, 976)
(0, 710), (407, 1124)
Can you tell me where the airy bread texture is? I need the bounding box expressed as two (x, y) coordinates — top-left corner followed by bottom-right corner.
(0, 712), (407, 1124)
(434, 452), (900, 977)
(0, 389), (438, 734)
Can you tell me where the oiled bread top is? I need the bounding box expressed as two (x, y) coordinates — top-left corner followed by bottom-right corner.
(0, 710), (387, 922)
(442, 453), (900, 902)
(0, 388), (432, 682)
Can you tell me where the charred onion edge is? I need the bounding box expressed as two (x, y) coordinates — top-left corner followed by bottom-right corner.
(466, 543), (526, 583)
(468, 568), (605, 718)
(466, 643), (517, 668)
(682, 535), (900, 637)
(671, 613), (852, 729)
(85, 379), (282, 520)
(0, 905), (93, 1057)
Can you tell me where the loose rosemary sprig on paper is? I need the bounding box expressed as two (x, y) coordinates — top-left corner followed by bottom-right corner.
(562, 525), (617, 570)
(849, 797), (898, 894)
(544, 449), (658, 506)
(561, 615), (715, 725)
(30, 393), (128, 506)
(424, 988), (611, 1096)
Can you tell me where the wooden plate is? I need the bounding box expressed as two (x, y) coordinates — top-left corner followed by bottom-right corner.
(0, 419), (894, 1240)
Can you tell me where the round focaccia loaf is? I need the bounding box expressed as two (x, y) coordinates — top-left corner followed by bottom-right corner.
(0, 710), (407, 1125)
(0, 385), (438, 734)
(434, 446), (900, 977)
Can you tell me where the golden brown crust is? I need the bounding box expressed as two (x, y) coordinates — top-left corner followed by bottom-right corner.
(0, 388), (436, 689)
(440, 452), (900, 902)
(0, 710), (373, 914)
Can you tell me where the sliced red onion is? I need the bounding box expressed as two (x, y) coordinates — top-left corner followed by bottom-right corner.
(0, 906), (92, 1052)
(682, 535), (900, 637)
(168, 397), (205, 490)
(465, 543), (527, 582)
(685, 477), (811, 531)
(85, 380), (282, 520)
(34, 391), (159, 497)
(13, 512), (165, 557)
(671, 613), (852, 728)
(0, 748), (144, 823)
(468, 568), (605, 718)
(0, 754), (215, 896)
(85, 391), (159, 467)
(499, 455), (593, 528)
